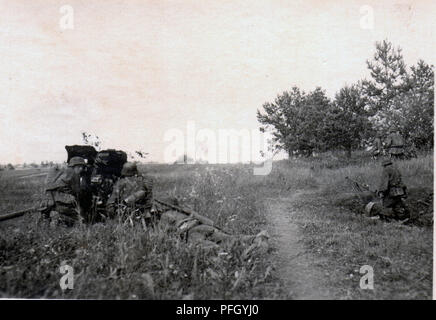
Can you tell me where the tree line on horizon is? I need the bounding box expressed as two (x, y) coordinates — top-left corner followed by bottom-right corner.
(257, 40), (434, 158)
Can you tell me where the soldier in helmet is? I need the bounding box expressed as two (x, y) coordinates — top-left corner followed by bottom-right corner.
(106, 162), (154, 223)
(41, 156), (93, 225)
(372, 132), (383, 159)
(377, 159), (409, 221)
(385, 128), (405, 160)
(154, 202), (269, 249)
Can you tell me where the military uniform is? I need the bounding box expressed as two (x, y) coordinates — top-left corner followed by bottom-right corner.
(42, 157), (92, 225)
(378, 159), (409, 220)
(372, 136), (383, 158)
(385, 130), (405, 159)
(106, 163), (154, 221)
(159, 209), (268, 249)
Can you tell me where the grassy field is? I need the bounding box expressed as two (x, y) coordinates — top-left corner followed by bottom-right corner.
(267, 153), (433, 299)
(0, 165), (285, 299)
(0, 153), (433, 299)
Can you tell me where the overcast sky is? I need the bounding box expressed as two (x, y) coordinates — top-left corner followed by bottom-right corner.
(0, 0), (434, 164)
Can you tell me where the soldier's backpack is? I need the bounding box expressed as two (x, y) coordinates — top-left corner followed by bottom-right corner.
(389, 186), (406, 197)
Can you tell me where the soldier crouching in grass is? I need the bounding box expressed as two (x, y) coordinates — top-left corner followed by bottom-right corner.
(106, 162), (155, 225)
(157, 203), (269, 250)
(377, 158), (410, 221)
(40, 156), (93, 226)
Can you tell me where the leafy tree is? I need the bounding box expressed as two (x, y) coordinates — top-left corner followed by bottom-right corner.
(257, 87), (331, 157)
(358, 40), (433, 150)
(363, 40), (408, 121)
(257, 40), (433, 157)
(390, 60), (434, 149)
(293, 88), (331, 155)
(324, 84), (372, 157)
(257, 87), (305, 157)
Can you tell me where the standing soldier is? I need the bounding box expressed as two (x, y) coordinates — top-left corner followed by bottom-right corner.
(41, 156), (93, 225)
(385, 128), (405, 159)
(106, 162), (154, 223)
(377, 159), (409, 221)
(372, 132), (383, 159)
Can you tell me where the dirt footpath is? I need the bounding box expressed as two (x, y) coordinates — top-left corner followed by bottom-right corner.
(265, 191), (334, 300)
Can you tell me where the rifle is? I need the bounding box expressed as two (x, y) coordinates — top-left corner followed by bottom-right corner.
(153, 198), (235, 239)
(345, 176), (389, 219)
(154, 198), (215, 227)
(0, 206), (47, 222)
(345, 176), (376, 194)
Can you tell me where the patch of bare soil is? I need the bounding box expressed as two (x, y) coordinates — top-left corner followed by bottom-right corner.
(265, 191), (334, 300)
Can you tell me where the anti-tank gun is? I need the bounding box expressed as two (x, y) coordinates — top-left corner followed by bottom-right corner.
(44, 145), (127, 223)
(1, 145), (218, 227)
(0, 145), (127, 223)
(83, 148), (127, 220)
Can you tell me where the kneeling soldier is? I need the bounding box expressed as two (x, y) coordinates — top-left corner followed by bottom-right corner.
(106, 162), (154, 223)
(377, 159), (409, 220)
(42, 156), (92, 225)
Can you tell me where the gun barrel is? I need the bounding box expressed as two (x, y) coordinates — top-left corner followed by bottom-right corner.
(154, 199), (215, 227)
(0, 207), (36, 222)
(345, 176), (373, 193)
(17, 172), (48, 180)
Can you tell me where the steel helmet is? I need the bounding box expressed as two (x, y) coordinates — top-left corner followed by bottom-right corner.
(68, 156), (86, 167)
(121, 162), (138, 177)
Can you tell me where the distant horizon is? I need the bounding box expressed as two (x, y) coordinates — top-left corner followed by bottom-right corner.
(1, 0), (434, 164)
(3, 156), (286, 167)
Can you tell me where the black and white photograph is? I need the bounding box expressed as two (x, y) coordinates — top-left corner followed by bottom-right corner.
(0, 0), (434, 303)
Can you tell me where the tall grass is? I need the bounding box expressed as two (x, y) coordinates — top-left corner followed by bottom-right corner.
(280, 153), (433, 299)
(0, 153), (432, 299)
(0, 165), (284, 299)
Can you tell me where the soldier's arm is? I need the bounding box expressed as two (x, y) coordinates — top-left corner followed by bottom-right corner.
(142, 176), (154, 193)
(139, 177), (154, 206)
(40, 190), (56, 211)
(46, 177), (72, 194)
(107, 182), (120, 204)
